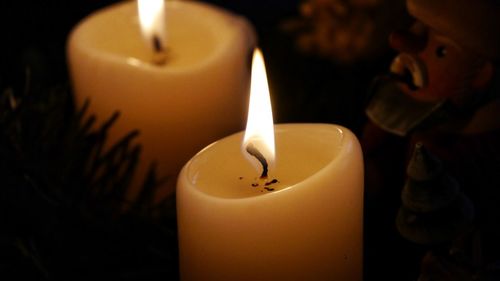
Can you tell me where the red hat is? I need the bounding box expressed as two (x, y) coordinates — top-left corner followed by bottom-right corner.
(407, 0), (500, 59)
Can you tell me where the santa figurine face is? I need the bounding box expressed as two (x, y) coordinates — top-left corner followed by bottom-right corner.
(388, 24), (491, 103)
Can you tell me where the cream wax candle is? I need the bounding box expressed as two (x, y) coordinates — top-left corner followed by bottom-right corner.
(67, 0), (255, 198)
(177, 49), (364, 281)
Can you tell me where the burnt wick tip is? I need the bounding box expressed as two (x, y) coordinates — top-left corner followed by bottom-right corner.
(245, 143), (269, 179)
(152, 35), (167, 65)
(152, 35), (164, 53)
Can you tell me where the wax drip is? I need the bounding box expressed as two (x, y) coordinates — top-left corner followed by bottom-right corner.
(245, 143), (268, 179)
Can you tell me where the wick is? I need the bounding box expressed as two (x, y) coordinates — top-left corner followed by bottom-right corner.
(246, 143), (269, 179)
(264, 179), (278, 186)
(153, 35), (163, 53)
(152, 35), (167, 65)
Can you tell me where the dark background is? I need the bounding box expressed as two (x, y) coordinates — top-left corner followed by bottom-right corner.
(0, 0), (426, 280)
(0, 0), (394, 129)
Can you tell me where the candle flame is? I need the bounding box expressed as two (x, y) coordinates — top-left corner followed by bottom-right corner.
(138, 0), (166, 50)
(243, 48), (275, 169)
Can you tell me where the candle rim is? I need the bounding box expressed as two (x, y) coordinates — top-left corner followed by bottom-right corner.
(178, 123), (361, 202)
(67, 0), (256, 72)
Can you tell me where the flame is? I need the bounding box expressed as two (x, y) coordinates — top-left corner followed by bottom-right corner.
(243, 48), (275, 167)
(137, 0), (166, 47)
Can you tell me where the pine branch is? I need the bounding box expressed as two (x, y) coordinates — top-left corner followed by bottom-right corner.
(0, 71), (178, 280)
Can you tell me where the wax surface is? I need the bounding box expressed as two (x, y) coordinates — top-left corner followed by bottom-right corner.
(75, 1), (221, 67)
(188, 125), (344, 198)
(177, 124), (364, 281)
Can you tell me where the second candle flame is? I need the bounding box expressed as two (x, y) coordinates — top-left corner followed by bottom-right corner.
(138, 0), (167, 64)
(243, 49), (276, 173)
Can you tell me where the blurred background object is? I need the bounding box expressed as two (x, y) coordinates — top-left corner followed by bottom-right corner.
(282, 0), (410, 64)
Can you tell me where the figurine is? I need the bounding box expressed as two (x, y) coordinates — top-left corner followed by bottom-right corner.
(397, 143), (474, 245)
(362, 0), (500, 279)
(365, 0), (500, 138)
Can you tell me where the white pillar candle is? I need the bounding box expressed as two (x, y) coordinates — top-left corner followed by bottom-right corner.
(177, 49), (364, 281)
(67, 0), (255, 198)
(177, 124), (364, 281)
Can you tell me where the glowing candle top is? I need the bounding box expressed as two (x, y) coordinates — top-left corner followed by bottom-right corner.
(138, 0), (166, 63)
(243, 48), (275, 174)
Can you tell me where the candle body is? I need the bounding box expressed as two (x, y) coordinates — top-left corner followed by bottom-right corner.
(67, 1), (255, 198)
(177, 124), (364, 281)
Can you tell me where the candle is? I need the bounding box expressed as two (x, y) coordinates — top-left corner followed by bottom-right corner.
(177, 49), (364, 280)
(67, 0), (255, 198)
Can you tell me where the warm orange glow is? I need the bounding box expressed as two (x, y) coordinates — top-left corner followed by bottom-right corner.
(138, 0), (166, 46)
(243, 48), (275, 167)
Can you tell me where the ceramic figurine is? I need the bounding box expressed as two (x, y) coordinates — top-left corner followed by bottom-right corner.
(361, 0), (500, 278)
(365, 0), (500, 138)
(396, 143), (474, 245)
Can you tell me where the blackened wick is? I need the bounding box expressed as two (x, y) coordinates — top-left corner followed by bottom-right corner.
(245, 143), (269, 179)
(153, 35), (164, 53)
